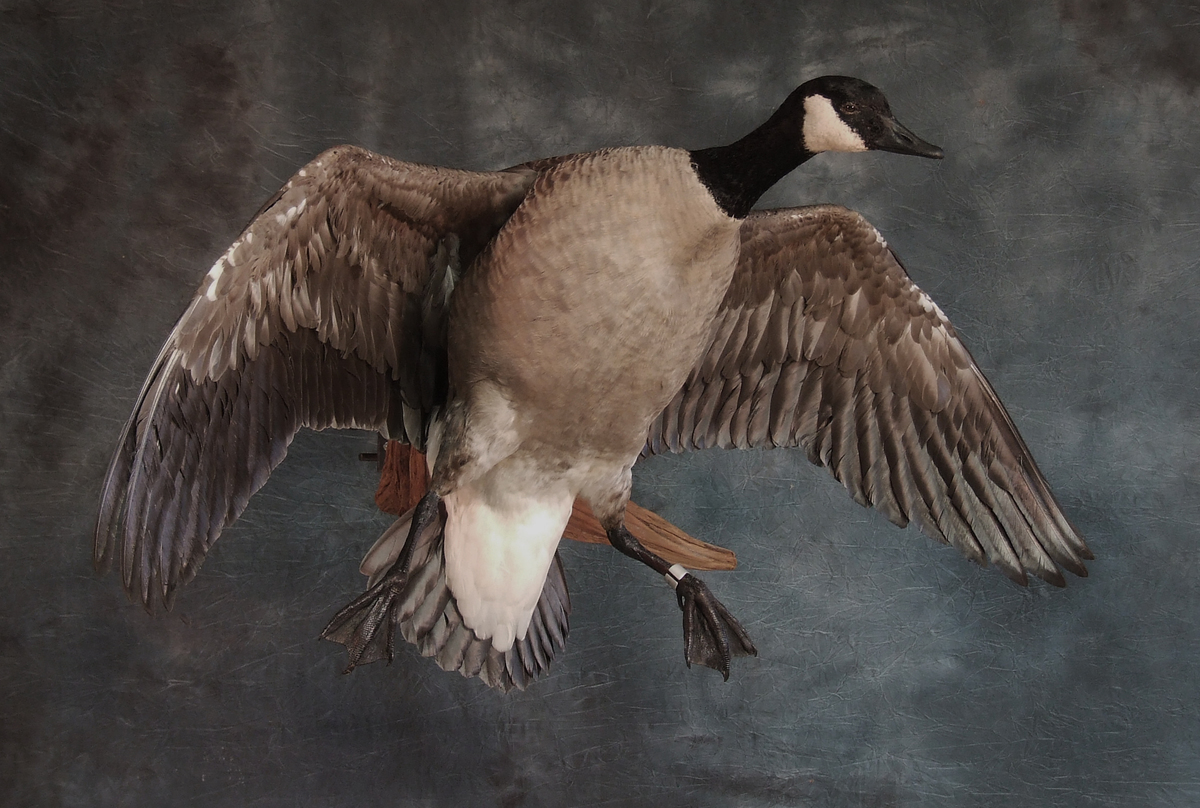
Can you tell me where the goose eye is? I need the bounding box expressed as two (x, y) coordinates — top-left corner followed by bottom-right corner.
(840, 102), (859, 115)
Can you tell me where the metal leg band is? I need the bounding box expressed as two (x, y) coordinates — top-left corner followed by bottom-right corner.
(664, 563), (689, 590)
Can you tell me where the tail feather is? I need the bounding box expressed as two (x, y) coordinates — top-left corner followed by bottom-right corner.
(328, 506), (571, 692)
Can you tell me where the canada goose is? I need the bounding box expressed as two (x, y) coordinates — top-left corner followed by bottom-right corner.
(95, 76), (1091, 692)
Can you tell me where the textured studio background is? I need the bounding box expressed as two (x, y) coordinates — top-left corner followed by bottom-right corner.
(2, 1), (1198, 806)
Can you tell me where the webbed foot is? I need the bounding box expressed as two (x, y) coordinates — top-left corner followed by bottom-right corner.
(670, 566), (756, 680)
(320, 490), (441, 673)
(320, 567), (410, 672)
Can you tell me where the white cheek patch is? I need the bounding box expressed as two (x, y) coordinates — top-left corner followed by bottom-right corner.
(803, 95), (868, 154)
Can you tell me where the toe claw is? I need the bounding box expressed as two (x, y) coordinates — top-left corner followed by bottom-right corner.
(321, 573), (408, 673)
(675, 573), (754, 679)
(679, 586), (695, 668)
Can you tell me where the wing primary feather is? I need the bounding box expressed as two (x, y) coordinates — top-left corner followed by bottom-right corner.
(966, 452), (1065, 585)
(898, 396), (969, 553)
(917, 403), (1027, 583)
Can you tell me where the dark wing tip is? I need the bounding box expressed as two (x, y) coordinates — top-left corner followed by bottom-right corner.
(999, 563), (1030, 587)
(1056, 553), (1090, 579)
(92, 525), (116, 574)
(1041, 567), (1067, 588)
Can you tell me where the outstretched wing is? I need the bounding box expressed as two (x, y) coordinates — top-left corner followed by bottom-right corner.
(646, 205), (1092, 586)
(96, 145), (535, 610)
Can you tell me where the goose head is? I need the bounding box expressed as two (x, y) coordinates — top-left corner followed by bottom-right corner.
(793, 75), (944, 159)
(690, 75), (942, 218)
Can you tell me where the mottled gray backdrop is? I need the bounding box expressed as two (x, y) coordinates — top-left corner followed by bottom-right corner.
(2, 1), (1197, 805)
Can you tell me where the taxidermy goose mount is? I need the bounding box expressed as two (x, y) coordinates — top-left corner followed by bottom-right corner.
(95, 76), (1091, 692)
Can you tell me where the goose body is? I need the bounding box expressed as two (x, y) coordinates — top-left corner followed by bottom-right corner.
(96, 76), (1091, 691)
(437, 146), (740, 648)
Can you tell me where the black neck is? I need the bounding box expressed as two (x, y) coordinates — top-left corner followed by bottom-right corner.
(689, 107), (814, 219)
